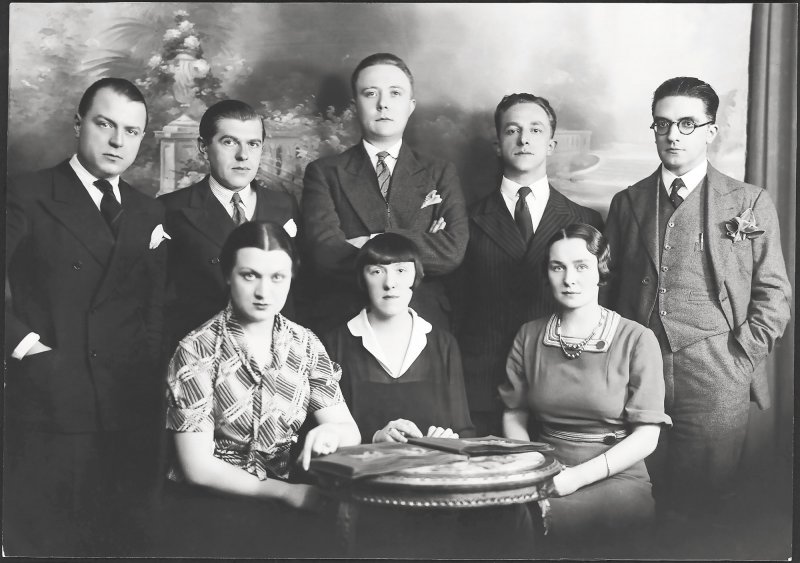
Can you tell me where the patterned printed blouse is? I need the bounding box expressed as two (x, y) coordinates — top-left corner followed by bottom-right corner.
(166, 304), (345, 481)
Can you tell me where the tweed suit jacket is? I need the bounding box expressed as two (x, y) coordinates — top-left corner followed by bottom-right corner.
(5, 160), (166, 432)
(300, 142), (468, 332)
(159, 176), (299, 346)
(456, 186), (603, 412)
(603, 164), (791, 409)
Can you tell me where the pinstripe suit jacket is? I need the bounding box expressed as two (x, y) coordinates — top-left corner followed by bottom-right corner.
(456, 186), (603, 412)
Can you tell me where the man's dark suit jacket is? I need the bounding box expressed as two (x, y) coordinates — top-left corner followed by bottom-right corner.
(5, 160), (166, 432)
(160, 176), (298, 347)
(457, 186), (603, 413)
(300, 142), (468, 333)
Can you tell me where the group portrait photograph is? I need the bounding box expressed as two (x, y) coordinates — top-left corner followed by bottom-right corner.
(3, 2), (796, 559)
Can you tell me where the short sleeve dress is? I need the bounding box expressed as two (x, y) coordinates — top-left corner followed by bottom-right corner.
(499, 309), (672, 539)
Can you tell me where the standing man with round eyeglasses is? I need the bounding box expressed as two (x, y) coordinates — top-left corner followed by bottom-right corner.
(603, 77), (790, 533)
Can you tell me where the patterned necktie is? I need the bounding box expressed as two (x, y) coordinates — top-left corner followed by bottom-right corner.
(670, 178), (686, 208)
(94, 179), (123, 237)
(514, 186), (534, 243)
(231, 191), (246, 226)
(376, 151), (391, 200)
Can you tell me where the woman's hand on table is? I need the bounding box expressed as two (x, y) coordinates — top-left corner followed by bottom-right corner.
(300, 423), (343, 470)
(373, 419), (423, 443)
(552, 466), (582, 497)
(426, 426), (458, 438)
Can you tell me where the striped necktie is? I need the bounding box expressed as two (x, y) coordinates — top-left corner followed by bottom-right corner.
(231, 191), (247, 225)
(376, 151), (391, 200)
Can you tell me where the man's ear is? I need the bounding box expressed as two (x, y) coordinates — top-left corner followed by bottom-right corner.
(547, 138), (558, 155)
(197, 136), (207, 158)
(705, 123), (719, 146)
(74, 113), (82, 137)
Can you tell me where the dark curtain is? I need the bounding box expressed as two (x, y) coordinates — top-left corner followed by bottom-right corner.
(741, 3), (796, 472)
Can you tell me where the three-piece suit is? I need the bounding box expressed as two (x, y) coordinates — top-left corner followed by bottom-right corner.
(159, 176), (298, 348)
(300, 142), (468, 334)
(457, 186), (603, 435)
(603, 163), (791, 513)
(4, 159), (167, 554)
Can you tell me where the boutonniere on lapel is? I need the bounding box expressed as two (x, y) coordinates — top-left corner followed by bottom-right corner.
(149, 224), (171, 249)
(724, 208), (765, 242)
(421, 189), (442, 209)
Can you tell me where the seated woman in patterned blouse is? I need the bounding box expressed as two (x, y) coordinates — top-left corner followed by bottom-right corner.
(161, 221), (360, 558)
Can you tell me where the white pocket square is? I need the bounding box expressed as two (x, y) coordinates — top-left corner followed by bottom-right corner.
(149, 224), (171, 249)
(283, 218), (297, 238)
(421, 190), (443, 209)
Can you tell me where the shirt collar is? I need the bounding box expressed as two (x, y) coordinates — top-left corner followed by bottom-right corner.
(69, 154), (120, 192)
(208, 174), (253, 203)
(363, 138), (403, 162)
(347, 307), (432, 378)
(500, 174), (549, 201)
(660, 159), (707, 197)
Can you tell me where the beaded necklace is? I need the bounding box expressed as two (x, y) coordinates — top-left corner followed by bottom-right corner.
(556, 308), (606, 360)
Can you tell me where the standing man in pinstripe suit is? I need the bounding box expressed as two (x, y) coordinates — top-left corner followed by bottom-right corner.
(457, 93), (603, 436)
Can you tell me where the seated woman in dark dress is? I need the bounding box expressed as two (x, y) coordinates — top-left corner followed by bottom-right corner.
(322, 232), (474, 443)
(499, 223), (672, 556)
(160, 221), (361, 557)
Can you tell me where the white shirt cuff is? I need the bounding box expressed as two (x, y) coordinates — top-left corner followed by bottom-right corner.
(12, 332), (41, 359)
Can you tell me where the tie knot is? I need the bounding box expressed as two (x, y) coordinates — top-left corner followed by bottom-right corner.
(94, 179), (113, 194)
(231, 191), (243, 204)
(671, 178), (686, 191)
(377, 151), (389, 162)
(518, 186), (532, 199)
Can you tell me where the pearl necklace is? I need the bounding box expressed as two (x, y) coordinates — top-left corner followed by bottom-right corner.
(556, 309), (606, 360)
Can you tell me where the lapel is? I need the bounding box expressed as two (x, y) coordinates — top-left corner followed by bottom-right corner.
(624, 168), (661, 271)
(40, 161), (116, 267)
(704, 164), (741, 293)
(524, 186), (580, 266)
(339, 144), (389, 229)
(180, 176), (236, 249)
(471, 190), (527, 260)
(92, 181), (153, 307)
(386, 143), (431, 226)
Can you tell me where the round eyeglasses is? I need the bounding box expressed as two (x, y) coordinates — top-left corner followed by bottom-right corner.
(650, 118), (715, 135)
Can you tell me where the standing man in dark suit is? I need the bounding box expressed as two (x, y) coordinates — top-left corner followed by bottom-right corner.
(160, 100), (299, 348)
(603, 77), (791, 524)
(4, 78), (167, 555)
(301, 53), (468, 334)
(457, 93), (603, 436)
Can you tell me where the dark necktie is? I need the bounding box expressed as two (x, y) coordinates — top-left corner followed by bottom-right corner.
(94, 179), (123, 237)
(376, 151), (391, 200)
(670, 178), (686, 208)
(514, 186), (533, 243)
(231, 191), (246, 226)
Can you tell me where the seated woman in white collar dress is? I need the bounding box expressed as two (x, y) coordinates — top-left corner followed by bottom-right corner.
(322, 232), (474, 443)
(500, 223), (672, 557)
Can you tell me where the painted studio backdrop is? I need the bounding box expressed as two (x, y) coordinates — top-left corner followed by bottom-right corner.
(9, 3), (752, 218)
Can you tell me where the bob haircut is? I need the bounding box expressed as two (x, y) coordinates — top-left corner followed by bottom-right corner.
(355, 233), (424, 294)
(199, 99), (266, 142)
(542, 223), (611, 286)
(220, 221), (297, 280)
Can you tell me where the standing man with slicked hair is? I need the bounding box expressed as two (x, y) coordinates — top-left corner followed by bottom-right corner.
(300, 52), (468, 335)
(4, 78), (167, 555)
(603, 76), (791, 527)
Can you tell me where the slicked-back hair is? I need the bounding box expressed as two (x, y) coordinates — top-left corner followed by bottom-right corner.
(350, 52), (414, 96)
(542, 223), (611, 286)
(199, 99), (266, 142)
(220, 221), (297, 280)
(77, 77), (148, 128)
(651, 77), (719, 122)
(355, 233), (424, 297)
(494, 93), (557, 138)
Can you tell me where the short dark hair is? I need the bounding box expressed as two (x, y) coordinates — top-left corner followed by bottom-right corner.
(199, 99), (266, 141)
(494, 93), (557, 138)
(350, 53), (414, 96)
(220, 221), (297, 280)
(651, 77), (719, 122)
(543, 223), (611, 286)
(77, 77), (148, 128)
(355, 233), (424, 296)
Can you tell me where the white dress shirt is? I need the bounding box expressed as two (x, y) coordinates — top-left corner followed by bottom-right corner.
(208, 175), (256, 221)
(363, 138), (402, 176)
(661, 160), (708, 201)
(69, 154), (122, 209)
(499, 175), (550, 233)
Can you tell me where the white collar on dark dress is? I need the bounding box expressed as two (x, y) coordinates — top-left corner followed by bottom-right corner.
(542, 307), (621, 353)
(347, 307), (431, 378)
